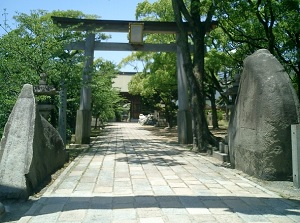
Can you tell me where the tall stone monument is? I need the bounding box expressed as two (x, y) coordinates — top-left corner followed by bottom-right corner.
(0, 84), (68, 199)
(228, 49), (300, 180)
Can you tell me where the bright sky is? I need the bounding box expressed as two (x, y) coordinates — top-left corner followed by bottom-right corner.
(0, 0), (153, 71)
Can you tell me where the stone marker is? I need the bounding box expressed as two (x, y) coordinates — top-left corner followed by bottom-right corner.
(0, 84), (68, 199)
(228, 49), (300, 180)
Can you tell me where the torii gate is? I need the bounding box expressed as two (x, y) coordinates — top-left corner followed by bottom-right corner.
(52, 17), (206, 145)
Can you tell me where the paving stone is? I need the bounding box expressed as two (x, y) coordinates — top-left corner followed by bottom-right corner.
(53, 188), (74, 195)
(139, 217), (165, 223)
(94, 186), (113, 193)
(74, 183), (95, 191)
(83, 209), (112, 223)
(15, 123), (300, 223)
(137, 207), (162, 217)
(168, 182), (187, 188)
(267, 216), (297, 223)
(191, 214), (217, 222)
(57, 181), (78, 189)
(237, 212), (271, 222)
(58, 210), (87, 221)
(186, 207), (211, 215)
(209, 214), (244, 223)
(39, 203), (65, 214)
(26, 213), (60, 223)
(172, 187), (194, 195)
(161, 207), (189, 215)
(166, 214), (192, 223)
(112, 209), (137, 221)
(152, 185), (174, 195)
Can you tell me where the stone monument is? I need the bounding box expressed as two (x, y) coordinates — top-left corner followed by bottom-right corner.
(228, 49), (300, 180)
(0, 84), (68, 199)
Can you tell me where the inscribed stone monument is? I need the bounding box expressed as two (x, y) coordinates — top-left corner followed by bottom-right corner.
(228, 49), (300, 180)
(0, 84), (68, 199)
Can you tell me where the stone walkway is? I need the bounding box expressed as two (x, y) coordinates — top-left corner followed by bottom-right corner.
(16, 123), (300, 222)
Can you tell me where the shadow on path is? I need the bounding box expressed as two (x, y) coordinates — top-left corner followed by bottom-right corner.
(3, 195), (298, 222)
(2, 193), (300, 222)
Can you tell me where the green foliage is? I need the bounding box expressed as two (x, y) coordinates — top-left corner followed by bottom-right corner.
(0, 10), (87, 135)
(92, 58), (126, 122)
(217, 110), (223, 121)
(128, 53), (178, 127)
(123, 0), (178, 127)
(205, 0), (300, 105)
(215, 0), (300, 81)
(136, 0), (174, 20)
(128, 72), (145, 95)
(0, 9), (112, 137)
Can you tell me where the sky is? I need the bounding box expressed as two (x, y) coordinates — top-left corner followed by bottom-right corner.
(0, 0), (154, 71)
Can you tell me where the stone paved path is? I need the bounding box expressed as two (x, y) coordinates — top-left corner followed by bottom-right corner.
(17, 123), (300, 223)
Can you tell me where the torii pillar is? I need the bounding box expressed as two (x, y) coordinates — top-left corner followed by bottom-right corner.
(177, 42), (193, 144)
(75, 33), (95, 144)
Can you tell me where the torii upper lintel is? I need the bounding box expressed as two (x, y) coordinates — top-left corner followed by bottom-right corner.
(51, 16), (217, 34)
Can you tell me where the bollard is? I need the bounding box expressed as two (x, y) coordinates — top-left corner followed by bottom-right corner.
(291, 124), (300, 188)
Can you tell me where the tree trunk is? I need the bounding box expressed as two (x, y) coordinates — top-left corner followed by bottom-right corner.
(172, 0), (218, 151)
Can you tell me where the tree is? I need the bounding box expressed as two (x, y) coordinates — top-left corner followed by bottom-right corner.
(0, 10), (110, 138)
(216, 0), (300, 98)
(172, 0), (218, 151)
(204, 47), (237, 127)
(132, 0), (220, 148)
(128, 53), (178, 128)
(0, 10), (86, 135)
(149, 53), (178, 128)
(92, 58), (126, 127)
(120, 0), (179, 128)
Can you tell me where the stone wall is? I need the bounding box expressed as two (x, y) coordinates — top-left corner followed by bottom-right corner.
(228, 49), (300, 180)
